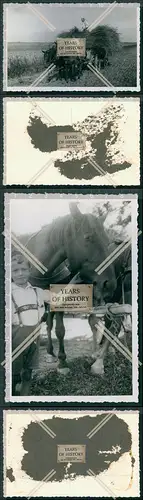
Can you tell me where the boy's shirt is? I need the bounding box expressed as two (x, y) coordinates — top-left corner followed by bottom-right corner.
(12, 282), (50, 326)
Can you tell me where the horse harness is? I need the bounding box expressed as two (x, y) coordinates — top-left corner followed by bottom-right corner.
(119, 246), (131, 304)
(12, 287), (41, 328)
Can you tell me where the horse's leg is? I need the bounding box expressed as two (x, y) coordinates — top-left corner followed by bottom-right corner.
(20, 369), (32, 396)
(55, 312), (70, 375)
(119, 314), (132, 352)
(90, 312), (124, 375)
(46, 311), (57, 362)
(94, 54), (98, 68)
(89, 315), (110, 376)
(88, 314), (104, 360)
(12, 372), (22, 396)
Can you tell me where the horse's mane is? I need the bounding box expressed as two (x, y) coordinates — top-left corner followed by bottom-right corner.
(15, 212), (111, 258)
(13, 211), (113, 280)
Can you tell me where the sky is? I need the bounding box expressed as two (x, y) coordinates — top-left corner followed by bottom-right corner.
(10, 196), (132, 236)
(6, 3), (139, 43)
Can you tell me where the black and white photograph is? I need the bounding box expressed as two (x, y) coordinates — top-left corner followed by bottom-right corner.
(4, 193), (138, 402)
(4, 3), (140, 91)
(4, 98), (140, 185)
(4, 410), (140, 497)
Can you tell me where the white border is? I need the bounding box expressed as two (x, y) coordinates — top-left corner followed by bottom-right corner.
(3, 409), (140, 498)
(3, 96), (140, 186)
(4, 192), (139, 403)
(3, 3), (140, 92)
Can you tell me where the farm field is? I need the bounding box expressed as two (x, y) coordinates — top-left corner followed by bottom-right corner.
(7, 42), (137, 88)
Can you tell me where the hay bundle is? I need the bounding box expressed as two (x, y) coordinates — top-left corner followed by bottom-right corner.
(43, 25), (120, 81)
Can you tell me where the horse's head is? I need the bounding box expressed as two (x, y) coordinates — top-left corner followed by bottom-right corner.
(42, 49), (50, 66)
(67, 203), (117, 306)
(42, 44), (56, 65)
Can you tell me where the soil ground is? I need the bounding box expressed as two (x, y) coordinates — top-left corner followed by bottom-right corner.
(31, 336), (132, 396)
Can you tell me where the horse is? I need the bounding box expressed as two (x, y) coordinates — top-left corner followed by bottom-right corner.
(42, 44), (87, 81)
(42, 44), (57, 67)
(87, 240), (131, 375)
(11, 203), (131, 383)
(91, 46), (110, 70)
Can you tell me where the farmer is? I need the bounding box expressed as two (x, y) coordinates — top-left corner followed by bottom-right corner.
(11, 252), (50, 396)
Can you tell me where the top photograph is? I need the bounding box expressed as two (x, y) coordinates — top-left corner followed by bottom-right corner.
(3, 2), (140, 92)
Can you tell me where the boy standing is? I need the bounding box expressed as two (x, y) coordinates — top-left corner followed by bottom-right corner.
(11, 252), (50, 396)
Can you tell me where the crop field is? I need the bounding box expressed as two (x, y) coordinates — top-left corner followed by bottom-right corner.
(7, 42), (46, 84)
(7, 42), (137, 88)
(31, 337), (132, 397)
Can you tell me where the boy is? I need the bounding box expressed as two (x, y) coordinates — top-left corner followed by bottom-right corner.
(11, 252), (50, 396)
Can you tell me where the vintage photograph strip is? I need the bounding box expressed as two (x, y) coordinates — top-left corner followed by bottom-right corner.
(3, 3), (140, 92)
(3, 410), (140, 497)
(4, 193), (139, 403)
(3, 98), (140, 186)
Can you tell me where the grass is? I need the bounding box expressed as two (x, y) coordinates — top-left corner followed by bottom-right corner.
(31, 338), (132, 396)
(102, 47), (137, 87)
(8, 46), (137, 87)
(8, 54), (44, 78)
